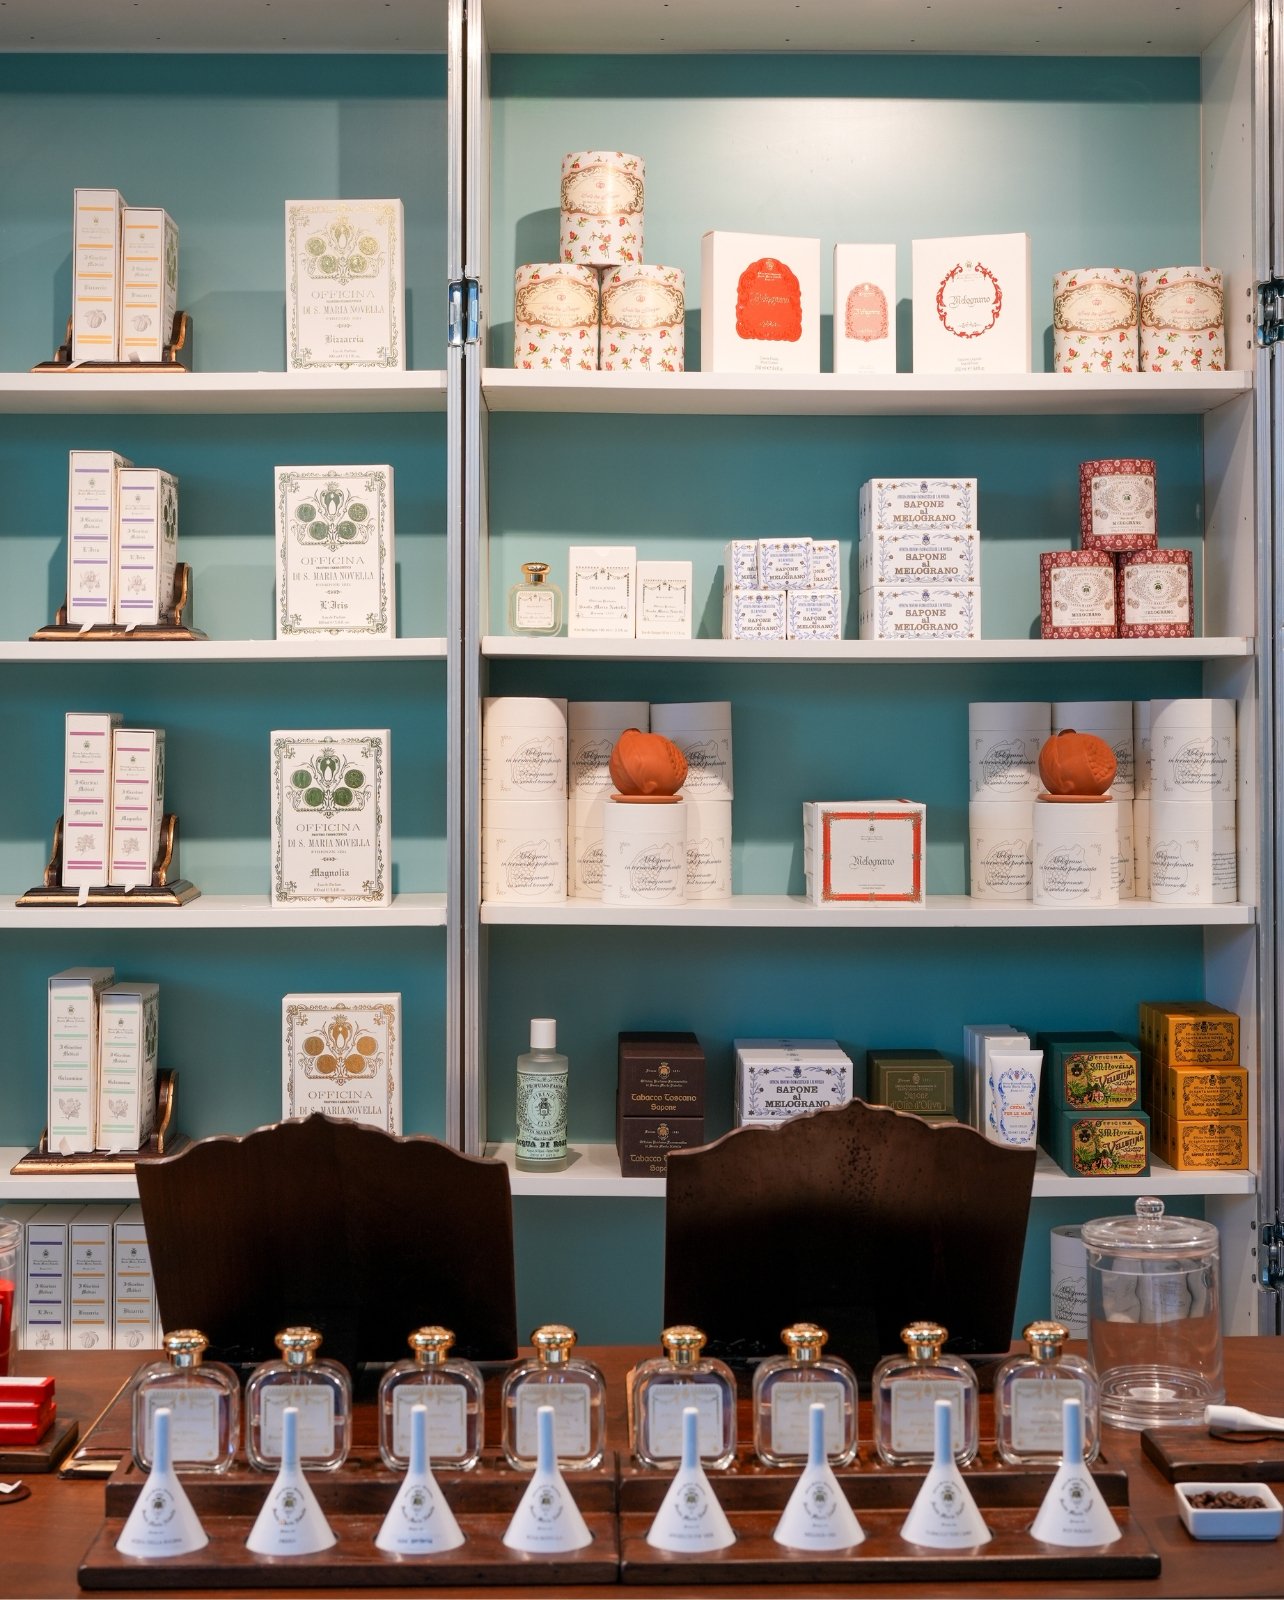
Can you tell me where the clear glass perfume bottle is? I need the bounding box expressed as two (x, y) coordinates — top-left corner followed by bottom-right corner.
(631, 1325), (737, 1470)
(515, 1017), (569, 1173)
(508, 561), (563, 636)
(245, 1326), (352, 1472)
(378, 1325), (485, 1471)
(993, 1319), (1101, 1466)
(752, 1322), (858, 1468)
(872, 1321), (979, 1467)
(500, 1324), (606, 1470)
(131, 1329), (240, 1474)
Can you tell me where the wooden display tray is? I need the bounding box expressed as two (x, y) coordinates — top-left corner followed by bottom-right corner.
(32, 310), (192, 373)
(16, 815), (200, 907)
(0, 1416), (79, 1474)
(12, 1071), (186, 1176)
(1142, 1426), (1284, 1483)
(32, 563), (206, 643)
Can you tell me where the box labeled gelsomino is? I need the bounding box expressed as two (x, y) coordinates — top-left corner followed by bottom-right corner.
(270, 729), (391, 906)
(285, 199), (405, 371)
(282, 993), (402, 1133)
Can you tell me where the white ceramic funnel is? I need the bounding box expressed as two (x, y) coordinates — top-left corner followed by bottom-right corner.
(1206, 1404), (1284, 1436)
(1030, 1396), (1122, 1547)
(116, 1407), (209, 1558)
(773, 1401), (864, 1551)
(502, 1404), (593, 1553)
(246, 1405), (337, 1556)
(375, 1403), (465, 1554)
(645, 1404), (736, 1553)
(900, 1398), (991, 1549)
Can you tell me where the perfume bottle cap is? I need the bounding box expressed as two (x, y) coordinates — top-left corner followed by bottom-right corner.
(660, 1325), (708, 1366)
(781, 1323), (828, 1362)
(521, 562), (551, 585)
(410, 1326), (456, 1365)
(1023, 1320), (1069, 1361)
(164, 1329), (210, 1369)
(532, 1324), (577, 1364)
(276, 1326), (323, 1365)
(530, 1017), (557, 1050)
(901, 1321), (948, 1361)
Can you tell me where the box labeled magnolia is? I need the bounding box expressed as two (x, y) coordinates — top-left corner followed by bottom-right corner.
(115, 467), (178, 627)
(120, 207), (178, 363)
(860, 478), (977, 533)
(72, 188), (124, 362)
(276, 465), (395, 639)
(270, 729), (391, 905)
(858, 585), (980, 641)
(912, 233), (1032, 374)
(67, 451), (131, 627)
(63, 711), (122, 889)
(96, 982), (158, 1153)
(48, 967), (115, 1155)
(108, 728), (165, 889)
(1040, 550), (1116, 639)
(282, 993), (402, 1132)
(701, 231), (820, 375)
(861, 527), (979, 587)
(285, 199), (405, 371)
(833, 243), (896, 375)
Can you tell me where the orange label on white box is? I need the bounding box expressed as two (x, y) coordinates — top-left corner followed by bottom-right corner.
(736, 258), (803, 343)
(820, 809), (923, 903)
(845, 282), (889, 341)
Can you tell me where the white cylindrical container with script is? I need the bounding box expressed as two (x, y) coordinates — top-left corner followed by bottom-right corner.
(683, 797), (732, 901)
(1033, 798), (1120, 909)
(1050, 1225), (1089, 1338)
(482, 798), (567, 904)
(559, 150), (645, 268)
(1114, 798), (1135, 901)
(1149, 697), (1236, 803)
(1133, 701), (1153, 798)
(969, 701), (1049, 801)
(482, 696), (568, 800)
(513, 263), (600, 373)
(651, 702), (734, 801)
(602, 798), (687, 907)
(1149, 800), (1237, 905)
(1052, 268), (1138, 374)
(1133, 798), (1151, 898)
(600, 264), (685, 372)
(1139, 266), (1225, 372)
(567, 790), (607, 899)
(567, 701), (650, 799)
(969, 799), (1035, 900)
(1053, 701), (1134, 799)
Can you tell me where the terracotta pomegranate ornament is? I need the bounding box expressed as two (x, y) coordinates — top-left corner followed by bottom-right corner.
(609, 728), (688, 798)
(1038, 728), (1117, 797)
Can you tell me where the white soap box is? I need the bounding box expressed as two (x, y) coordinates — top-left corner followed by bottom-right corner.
(804, 799), (926, 904)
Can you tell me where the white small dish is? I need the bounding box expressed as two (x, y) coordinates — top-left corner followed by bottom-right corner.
(1175, 1480), (1283, 1541)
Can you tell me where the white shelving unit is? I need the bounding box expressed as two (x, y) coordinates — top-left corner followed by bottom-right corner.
(0, 638), (448, 664)
(0, 370), (447, 415)
(0, 894), (447, 931)
(482, 637), (1253, 664)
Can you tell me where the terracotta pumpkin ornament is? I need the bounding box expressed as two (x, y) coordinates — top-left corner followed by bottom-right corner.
(1038, 728), (1117, 797)
(609, 728), (688, 797)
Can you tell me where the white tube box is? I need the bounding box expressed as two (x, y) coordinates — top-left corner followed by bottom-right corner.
(962, 1025), (1023, 1130)
(600, 263), (684, 372)
(568, 545), (637, 638)
(701, 231), (820, 375)
(108, 727), (165, 889)
(758, 538), (813, 590)
(1139, 266), (1225, 372)
(568, 701), (648, 796)
(514, 262), (600, 373)
(637, 561), (693, 639)
(568, 790), (607, 898)
(787, 589), (841, 640)
(724, 589), (786, 641)
(285, 198), (406, 371)
(1133, 798), (1151, 898)
(120, 206), (178, 363)
(113, 1204), (157, 1351)
(651, 702), (733, 800)
(482, 798), (567, 903)
(270, 728), (392, 906)
(985, 1049), (1042, 1149)
(48, 967), (116, 1155)
(684, 796), (732, 900)
(859, 479), (977, 533)
(281, 992), (402, 1132)
(1033, 798), (1119, 908)
(803, 799), (926, 904)
(858, 585), (980, 641)
(67, 450), (131, 628)
(62, 711), (122, 889)
(115, 467), (178, 627)
(734, 1039), (854, 1126)
(969, 702), (1049, 801)
(72, 188), (124, 362)
(1052, 268), (1139, 375)
(1149, 698), (1236, 802)
(860, 527), (979, 587)
(482, 697), (568, 800)
(1149, 800), (1237, 905)
(911, 232), (1032, 374)
(1053, 700), (1134, 798)
(969, 799), (1034, 900)
(96, 981), (159, 1153)
(1115, 801), (1135, 901)
(1134, 702), (1153, 798)
(24, 1204), (83, 1352)
(68, 1204), (125, 1350)
(834, 243), (897, 375)
(602, 797), (687, 907)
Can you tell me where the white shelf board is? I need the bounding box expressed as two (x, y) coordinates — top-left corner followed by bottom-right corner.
(0, 0), (446, 52)
(482, 896), (1255, 930)
(482, 636), (1253, 665)
(0, 893), (447, 931)
(0, 637), (447, 665)
(1032, 1148), (1256, 1198)
(483, 369), (1252, 418)
(487, 1142), (666, 1198)
(0, 1151), (143, 1203)
(0, 371), (447, 416)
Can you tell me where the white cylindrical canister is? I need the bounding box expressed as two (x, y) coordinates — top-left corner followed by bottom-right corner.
(1033, 798), (1120, 908)
(482, 798), (567, 903)
(481, 697), (568, 800)
(601, 797), (687, 907)
(559, 150), (645, 268)
(600, 264), (685, 372)
(1149, 697), (1236, 803)
(651, 702), (733, 800)
(683, 797), (732, 900)
(513, 263), (600, 372)
(567, 790), (607, 899)
(1114, 798), (1135, 901)
(968, 702), (1050, 800)
(1134, 798), (1150, 898)
(1053, 700), (1134, 799)
(1050, 1225), (1089, 1338)
(1138, 266), (1225, 372)
(1149, 800), (1238, 905)
(1052, 268), (1139, 374)
(969, 799), (1035, 900)
(1133, 701), (1152, 798)
(567, 701), (650, 797)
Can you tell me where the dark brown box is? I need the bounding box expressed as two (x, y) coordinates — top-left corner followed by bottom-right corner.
(617, 1030), (706, 1117)
(616, 1114), (706, 1178)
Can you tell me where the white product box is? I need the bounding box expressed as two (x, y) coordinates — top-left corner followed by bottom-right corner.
(651, 702), (734, 800)
(67, 450), (132, 628)
(803, 799), (926, 904)
(1033, 797), (1119, 908)
(787, 588), (841, 640)
(24, 1204), (83, 1352)
(684, 796), (732, 900)
(108, 727), (165, 889)
(962, 1025), (1022, 1130)
(1053, 700), (1134, 798)
(72, 188), (124, 362)
(859, 478), (978, 534)
(68, 1204), (125, 1350)
(734, 1038), (854, 1126)
(1134, 702), (1153, 798)
(968, 702), (1049, 801)
(723, 540), (760, 591)
(275, 465), (395, 639)
(602, 797), (687, 906)
(282, 993), (402, 1132)
(636, 561), (693, 640)
(833, 243), (897, 375)
(62, 711), (122, 890)
(568, 702), (648, 796)
(724, 589), (786, 641)
(270, 729), (392, 906)
(1149, 698), (1236, 803)
(482, 797), (567, 903)
(568, 790), (607, 898)
(559, 150), (646, 269)
(48, 967), (116, 1155)
(567, 545), (637, 638)
(97, 982), (159, 1153)
(858, 586), (980, 641)
(758, 538), (813, 591)
(809, 540), (840, 589)
(701, 231), (820, 375)
(1149, 800), (1237, 905)
(911, 233), (1032, 375)
(482, 697), (569, 800)
(120, 207), (178, 363)
(600, 263), (685, 371)
(113, 1204), (156, 1350)
(985, 1049), (1043, 1148)
(1115, 798), (1135, 900)
(969, 799), (1034, 900)
(513, 262), (600, 373)
(285, 198), (405, 371)
(115, 467), (178, 627)
(1134, 797), (1151, 897)
(859, 527), (980, 588)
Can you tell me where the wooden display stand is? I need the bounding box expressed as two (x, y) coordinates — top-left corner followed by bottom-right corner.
(15, 814), (200, 907)
(9, 1069), (188, 1177)
(1142, 1426), (1284, 1483)
(31, 563), (207, 643)
(31, 310), (193, 373)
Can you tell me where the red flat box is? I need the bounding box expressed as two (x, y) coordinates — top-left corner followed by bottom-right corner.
(1079, 457), (1159, 552)
(1116, 547), (1194, 638)
(0, 1403), (55, 1445)
(0, 1375), (54, 1405)
(1040, 549), (1117, 639)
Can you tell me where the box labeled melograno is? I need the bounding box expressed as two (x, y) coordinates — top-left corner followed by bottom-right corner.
(109, 728), (165, 889)
(96, 982), (158, 1153)
(72, 189), (124, 362)
(724, 589), (786, 641)
(115, 467), (178, 627)
(120, 207), (178, 363)
(787, 589), (841, 640)
(275, 465), (395, 639)
(68, 1204), (125, 1350)
(735, 1038), (854, 1126)
(911, 233), (1032, 375)
(113, 1204), (156, 1350)
(860, 527), (979, 587)
(285, 199), (405, 371)
(860, 479), (978, 534)
(67, 451), (132, 628)
(701, 231), (820, 375)
(568, 545), (637, 638)
(1040, 550), (1116, 639)
(63, 711), (122, 890)
(282, 993), (402, 1132)
(858, 585), (980, 641)
(47, 967), (115, 1155)
(804, 799), (925, 903)
(270, 729), (391, 906)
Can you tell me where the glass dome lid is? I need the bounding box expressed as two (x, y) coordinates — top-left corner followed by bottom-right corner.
(1081, 1196), (1219, 1257)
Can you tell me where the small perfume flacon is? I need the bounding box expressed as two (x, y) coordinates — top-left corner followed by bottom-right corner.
(245, 1327), (352, 1472)
(872, 1321), (979, 1467)
(752, 1322), (858, 1467)
(377, 1325), (485, 1471)
(131, 1329), (240, 1474)
(508, 561), (563, 636)
(631, 1325), (737, 1470)
(500, 1324), (607, 1471)
(994, 1319), (1101, 1466)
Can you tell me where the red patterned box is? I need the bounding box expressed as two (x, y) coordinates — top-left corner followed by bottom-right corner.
(1079, 458), (1159, 552)
(1040, 550), (1117, 639)
(1116, 547), (1194, 637)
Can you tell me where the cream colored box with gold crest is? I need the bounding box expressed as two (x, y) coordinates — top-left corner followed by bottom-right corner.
(282, 993), (402, 1132)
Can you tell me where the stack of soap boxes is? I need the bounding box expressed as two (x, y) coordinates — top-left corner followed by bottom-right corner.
(858, 479), (980, 640)
(615, 1031), (706, 1177)
(1140, 1000), (1247, 1171)
(865, 1048), (956, 1121)
(733, 1038), (854, 1126)
(6, 1202), (156, 1352)
(1037, 1032), (1149, 1179)
(722, 538), (842, 641)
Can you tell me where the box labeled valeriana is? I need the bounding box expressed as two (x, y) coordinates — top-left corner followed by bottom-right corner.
(72, 188), (124, 362)
(48, 967), (115, 1155)
(911, 233), (1031, 375)
(833, 243), (897, 374)
(63, 711), (122, 889)
(67, 451), (131, 627)
(115, 467), (178, 627)
(108, 728), (165, 889)
(270, 729), (392, 906)
(701, 231), (820, 375)
(275, 465), (395, 639)
(282, 993), (402, 1132)
(286, 199), (405, 371)
(120, 207), (178, 363)
(96, 982), (159, 1153)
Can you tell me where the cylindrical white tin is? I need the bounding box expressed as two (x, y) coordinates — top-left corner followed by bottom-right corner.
(651, 702), (734, 800)
(559, 150), (645, 268)
(567, 790), (608, 899)
(1053, 700), (1134, 798)
(600, 264), (685, 372)
(1133, 797), (1151, 898)
(513, 263), (600, 372)
(1138, 266), (1225, 372)
(601, 797), (687, 907)
(1050, 1224), (1089, 1338)
(1114, 798), (1135, 901)
(482, 798), (567, 903)
(968, 702), (1050, 800)
(1033, 798), (1120, 908)
(683, 796), (733, 900)
(1149, 698), (1236, 803)
(969, 799), (1035, 900)
(481, 697), (567, 800)
(1133, 702), (1153, 798)
(567, 701), (650, 797)
(1052, 268), (1138, 374)
(1149, 799), (1237, 905)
